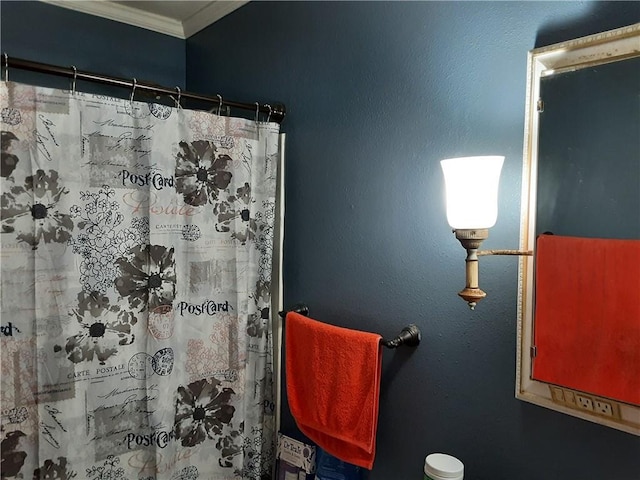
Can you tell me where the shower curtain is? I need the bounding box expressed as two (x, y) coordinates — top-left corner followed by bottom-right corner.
(0, 81), (281, 479)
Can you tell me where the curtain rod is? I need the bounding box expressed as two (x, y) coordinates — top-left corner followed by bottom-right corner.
(1, 55), (286, 124)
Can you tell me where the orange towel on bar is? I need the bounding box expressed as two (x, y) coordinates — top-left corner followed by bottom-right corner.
(285, 312), (383, 469)
(533, 235), (640, 405)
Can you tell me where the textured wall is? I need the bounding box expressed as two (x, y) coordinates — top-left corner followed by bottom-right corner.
(0, 1), (185, 96)
(187, 2), (640, 479)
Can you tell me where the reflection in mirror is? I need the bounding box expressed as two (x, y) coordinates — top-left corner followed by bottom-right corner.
(517, 23), (640, 436)
(537, 57), (640, 239)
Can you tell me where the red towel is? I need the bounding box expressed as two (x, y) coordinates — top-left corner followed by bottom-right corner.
(533, 235), (640, 405)
(285, 312), (382, 469)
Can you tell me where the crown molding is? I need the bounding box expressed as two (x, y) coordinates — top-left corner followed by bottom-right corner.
(40, 1), (246, 39)
(41, 0), (185, 38)
(183, 1), (248, 38)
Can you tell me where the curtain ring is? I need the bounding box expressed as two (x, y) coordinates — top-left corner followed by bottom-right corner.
(3, 53), (8, 82)
(130, 78), (137, 104)
(264, 104), (272, 123)
(175, 86), (181, 108)
(71, 66), (77, 95)
(254, 102), (260, 123)
(216, 94), (223, 116)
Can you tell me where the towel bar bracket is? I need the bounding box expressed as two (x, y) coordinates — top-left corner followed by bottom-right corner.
(381, 324), (421, 349)
(278, 304), (308, 319)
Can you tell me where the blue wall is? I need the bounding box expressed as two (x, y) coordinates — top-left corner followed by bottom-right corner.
(187, 2), (640, 479)
(1, 1), (639, 478)
(0, 1), (185, 96)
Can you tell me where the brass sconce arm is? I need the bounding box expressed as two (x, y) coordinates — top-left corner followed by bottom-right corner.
(453, 229), (532, 310)
(478, 249), (533, 256)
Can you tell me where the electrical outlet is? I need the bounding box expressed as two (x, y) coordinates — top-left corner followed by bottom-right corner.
(549, 387), (622, 420)
(594, 399), (614, 417)
(577, 395), (594, 411)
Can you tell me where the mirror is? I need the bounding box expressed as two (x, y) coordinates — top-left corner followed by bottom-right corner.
(517, 23), (640, 435)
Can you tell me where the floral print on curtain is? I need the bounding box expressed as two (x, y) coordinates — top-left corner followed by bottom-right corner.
(0, 82), (280, 479)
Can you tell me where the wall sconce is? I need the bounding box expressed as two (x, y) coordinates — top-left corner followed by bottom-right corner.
(441, 156), (532, 309)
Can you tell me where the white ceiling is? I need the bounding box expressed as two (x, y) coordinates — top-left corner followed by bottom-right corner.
(41, 1), (248, 39)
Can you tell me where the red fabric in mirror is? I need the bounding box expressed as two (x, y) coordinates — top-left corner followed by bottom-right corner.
(533, 235), (640, 406)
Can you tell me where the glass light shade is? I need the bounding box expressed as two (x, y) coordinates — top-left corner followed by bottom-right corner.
(440, 156), (505, 229)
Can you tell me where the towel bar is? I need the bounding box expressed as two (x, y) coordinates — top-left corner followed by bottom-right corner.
(278, 304), (421, 349)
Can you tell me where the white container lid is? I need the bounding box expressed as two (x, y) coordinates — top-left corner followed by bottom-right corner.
(424, 453), (464, 479)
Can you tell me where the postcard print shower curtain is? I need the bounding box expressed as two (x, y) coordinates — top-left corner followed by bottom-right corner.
(0, 81), (280, 479)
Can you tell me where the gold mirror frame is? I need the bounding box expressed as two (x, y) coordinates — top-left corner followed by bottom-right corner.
(516, 23), (640, 436)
